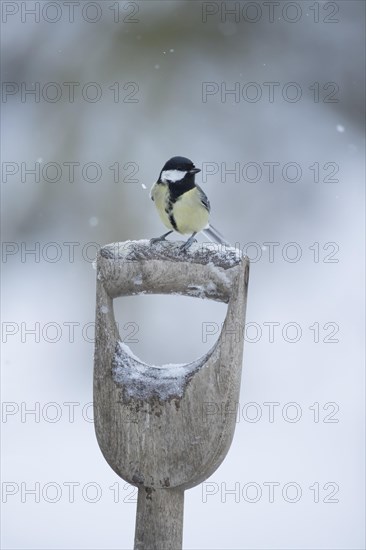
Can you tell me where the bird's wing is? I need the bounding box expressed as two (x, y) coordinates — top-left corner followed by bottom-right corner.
(196, 185), (211, 212)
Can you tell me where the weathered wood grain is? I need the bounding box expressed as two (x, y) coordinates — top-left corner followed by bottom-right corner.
(93, 240), (249, 549)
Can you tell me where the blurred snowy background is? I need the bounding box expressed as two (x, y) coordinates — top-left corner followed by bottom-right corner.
(1, 1), (365, 549)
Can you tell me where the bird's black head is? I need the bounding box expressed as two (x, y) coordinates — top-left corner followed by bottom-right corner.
(159, 156), (201, 184)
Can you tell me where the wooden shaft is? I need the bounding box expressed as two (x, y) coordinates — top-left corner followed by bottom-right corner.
(134, 487), (184, 550)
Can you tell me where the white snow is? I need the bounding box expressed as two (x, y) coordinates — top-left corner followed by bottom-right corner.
(207, 262), (231, 285)
(100, 240), (243, 267)
(112, 341), (201, 401)
(133, 273), (143, 285)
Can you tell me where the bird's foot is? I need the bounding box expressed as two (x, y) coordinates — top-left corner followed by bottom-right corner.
(150, 231), (173, 245)
(180, 235), (197, 251)
(150, 237), (165, 245)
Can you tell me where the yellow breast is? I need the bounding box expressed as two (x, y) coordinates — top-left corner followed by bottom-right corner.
(172, 188), (209, 234)
(151, 183), (210, 235)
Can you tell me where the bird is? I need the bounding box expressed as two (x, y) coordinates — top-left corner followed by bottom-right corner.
(150, 156), (230, 250)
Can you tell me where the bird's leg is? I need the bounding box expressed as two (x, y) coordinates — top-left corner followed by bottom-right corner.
(150, 231), (173, 245)
(180, 232), (197, 251)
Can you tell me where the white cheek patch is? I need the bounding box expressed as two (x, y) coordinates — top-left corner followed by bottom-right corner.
(161, 169), (187, 183)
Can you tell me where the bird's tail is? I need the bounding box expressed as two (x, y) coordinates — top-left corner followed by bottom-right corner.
(202, 224), (232, 248)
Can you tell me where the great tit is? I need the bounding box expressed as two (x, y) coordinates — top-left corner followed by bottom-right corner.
(150, 156), (229, 250)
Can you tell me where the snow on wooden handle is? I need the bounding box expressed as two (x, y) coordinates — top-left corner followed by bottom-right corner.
(97, 239), (245, 302)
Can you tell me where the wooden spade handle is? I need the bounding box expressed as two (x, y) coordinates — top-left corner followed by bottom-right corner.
(93, 240), (250, 550)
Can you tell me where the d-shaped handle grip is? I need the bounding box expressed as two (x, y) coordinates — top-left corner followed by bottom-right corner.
(93, 240), (250, 550)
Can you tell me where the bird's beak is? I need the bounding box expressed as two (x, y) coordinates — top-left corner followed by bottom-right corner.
(189, 167), (201, 174)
